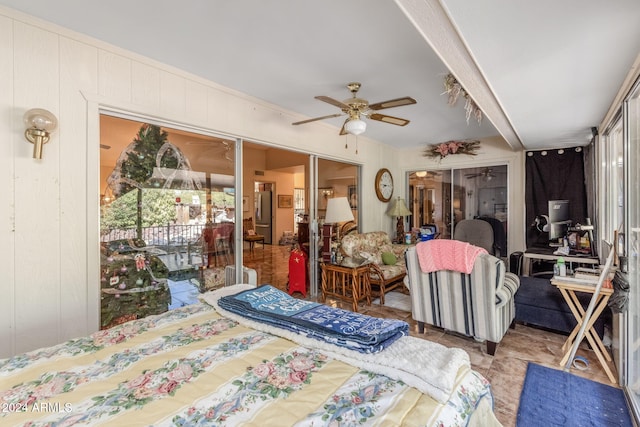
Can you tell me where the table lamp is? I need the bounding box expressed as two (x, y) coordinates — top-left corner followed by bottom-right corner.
(387, 196), (412, 243)
(324, 197), (355, 260)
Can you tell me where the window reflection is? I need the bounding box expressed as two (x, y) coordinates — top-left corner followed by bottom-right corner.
(409, 170), (452, 239)
(409, 165), (508, 255)
(99, 114), (235, 328)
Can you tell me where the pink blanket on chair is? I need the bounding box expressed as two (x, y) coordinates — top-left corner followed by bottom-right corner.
(416, 240), (487, 274)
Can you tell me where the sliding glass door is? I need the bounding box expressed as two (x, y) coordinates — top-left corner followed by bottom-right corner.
(99, 114), (237, 328)
(100, 115), (361, 319)
(409, 165), (508, 255)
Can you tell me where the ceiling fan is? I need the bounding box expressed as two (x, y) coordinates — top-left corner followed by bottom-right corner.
(185, 140), (234, 162)
(414, 170), (441, 178)
(465, 167), (503, 180)
(292, 82), (416, 135)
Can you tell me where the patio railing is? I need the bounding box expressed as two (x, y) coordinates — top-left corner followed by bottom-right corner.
(101, 223), (206, 246)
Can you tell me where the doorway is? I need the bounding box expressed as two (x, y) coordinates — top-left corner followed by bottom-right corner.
(254, 182), (273, 245)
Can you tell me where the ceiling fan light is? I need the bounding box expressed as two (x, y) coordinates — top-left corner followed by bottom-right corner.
(344, 119), (366, 135)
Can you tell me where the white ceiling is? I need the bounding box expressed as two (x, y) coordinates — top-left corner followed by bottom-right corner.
(3, 0), (639, 151)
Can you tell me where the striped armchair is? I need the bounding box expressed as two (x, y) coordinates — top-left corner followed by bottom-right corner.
(404, 245), (520, 355)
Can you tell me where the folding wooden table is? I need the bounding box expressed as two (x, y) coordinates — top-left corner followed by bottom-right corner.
(550, 277), (616, 383)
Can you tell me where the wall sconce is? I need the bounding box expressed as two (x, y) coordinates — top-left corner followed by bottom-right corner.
(23, 108), (58, 159)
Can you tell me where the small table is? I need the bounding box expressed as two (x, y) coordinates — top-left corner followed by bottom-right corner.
(550, 276), (616, 383)
(523, 249), (598, 276)
(320, 257), (372, 312)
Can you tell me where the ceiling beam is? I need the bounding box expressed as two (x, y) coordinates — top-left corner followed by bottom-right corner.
(395, 0), (524, 151)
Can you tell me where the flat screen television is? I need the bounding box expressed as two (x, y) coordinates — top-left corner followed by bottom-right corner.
(548, 199), (571, 241)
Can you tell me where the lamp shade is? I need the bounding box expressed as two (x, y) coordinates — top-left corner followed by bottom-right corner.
(324, 197), (355, 223)
(386, 196), (411, 217)
(23, 108), (57, 132)
(344, 118), (366, 135)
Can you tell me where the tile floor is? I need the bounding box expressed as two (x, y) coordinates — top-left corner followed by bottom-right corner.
(213, 243), (620, 427)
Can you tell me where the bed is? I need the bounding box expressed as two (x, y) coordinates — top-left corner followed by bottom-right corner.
(1, 284), (501, 426)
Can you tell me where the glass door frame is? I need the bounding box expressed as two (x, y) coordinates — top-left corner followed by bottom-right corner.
(308, 156), (361, 297)
(622, 77), (640, 422)
(601, 75), (640, 424)
(308, 155), (319, 296)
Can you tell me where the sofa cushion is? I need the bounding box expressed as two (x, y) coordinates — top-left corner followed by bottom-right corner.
(341, 232), (408, 264)
(373, 264), (405, 280)
(340, 232), (408, 286)
(341, 231), (392, 259)
(356, 251), (383, 265)
(381, 252), (397, 265)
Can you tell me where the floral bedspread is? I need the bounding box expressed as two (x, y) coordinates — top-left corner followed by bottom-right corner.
(0, 303), (496, 426)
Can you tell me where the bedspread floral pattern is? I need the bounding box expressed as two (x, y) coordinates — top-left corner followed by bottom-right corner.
(434, 370), (493, 426)
(169, 349), (329, 425)
(0, 303), (209, 373)
(309, 370), (405, 424)
(0, 303), (494, 426)
(1, 317), (238, 409)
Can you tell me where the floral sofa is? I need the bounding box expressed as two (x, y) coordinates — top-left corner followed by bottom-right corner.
(340, 231), (409, 305)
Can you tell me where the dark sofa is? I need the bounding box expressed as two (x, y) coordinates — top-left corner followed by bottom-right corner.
(514, 276), (610, 338)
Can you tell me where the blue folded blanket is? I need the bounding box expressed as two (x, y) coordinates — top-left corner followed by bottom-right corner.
(217, 285), (409, 353)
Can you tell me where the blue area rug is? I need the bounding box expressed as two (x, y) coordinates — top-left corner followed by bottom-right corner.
(517, 363), (632, 426)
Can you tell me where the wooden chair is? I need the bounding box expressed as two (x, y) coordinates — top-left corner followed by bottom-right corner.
(202, 222), (234, 267)
(243, 217), (265, 256)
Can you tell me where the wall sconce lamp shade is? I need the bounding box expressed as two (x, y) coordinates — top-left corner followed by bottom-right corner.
(324, 197), (355, 224)
(387, 196), (412, 243)
(344, 118), (366, 135)
(23, 108), (58, 159)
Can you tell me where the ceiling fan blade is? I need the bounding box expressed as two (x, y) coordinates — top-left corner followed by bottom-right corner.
(292, 113), (343, 126)
(369, 97), (416, 111)
(369, 113), (410, 126)
(339, 118), (348, 135)
(315, 96), (349, 110)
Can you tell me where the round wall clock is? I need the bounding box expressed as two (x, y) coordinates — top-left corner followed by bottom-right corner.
(375, 168), (394, 202)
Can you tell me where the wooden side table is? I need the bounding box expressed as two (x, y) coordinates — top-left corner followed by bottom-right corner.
(320, 258), (372, 312)
(550, 277), (616, 383)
